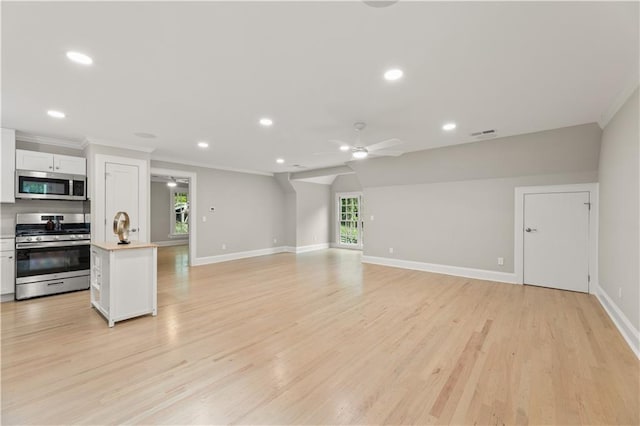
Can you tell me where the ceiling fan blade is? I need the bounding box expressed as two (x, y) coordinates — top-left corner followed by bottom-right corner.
(366, 138), (403, 152)
(373, 149), (404, 157)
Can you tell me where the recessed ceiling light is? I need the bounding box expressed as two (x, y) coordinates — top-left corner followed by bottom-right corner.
(442, 122), (457, 131)
(384, 69), (403, 81)
(66, 51), (93, 65)
(276, 158), (285, 164)
(259, 118), (273, 127)
(47, 110), (66, 119)
(352, 149), (368, 159)
(339, 145), (350, 152)
(134, 132), (156, 139)
(197, 141), (209, 148)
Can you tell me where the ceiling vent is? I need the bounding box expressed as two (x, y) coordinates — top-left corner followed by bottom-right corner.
(470, 129), (497, 140)
(291, 164), (307, 169)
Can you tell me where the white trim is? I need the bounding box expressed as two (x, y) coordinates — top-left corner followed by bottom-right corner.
(153, 240), (188, 247)
(151, 155), (273, 177)
(294, 243), (330, 253)
(362, 255), (518, 284)
(151, 167), (197, 267)
(593, 282), (640, 358)
(193, 247), (286, 266)
(83, 137), (156, 153)
(514, 183), (599, 290)
(598, 78), (639, 128)
(16, 132), (84, 150)
(335, 192), (364, 250)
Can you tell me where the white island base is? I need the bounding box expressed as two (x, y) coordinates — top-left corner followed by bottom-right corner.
(91, 242), (158, 327)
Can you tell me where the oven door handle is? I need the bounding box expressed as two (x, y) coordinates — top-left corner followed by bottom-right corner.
(16, 240), (91, 249)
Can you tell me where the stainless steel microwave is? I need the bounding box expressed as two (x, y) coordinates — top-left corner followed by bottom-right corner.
(15, 170), (87, 201)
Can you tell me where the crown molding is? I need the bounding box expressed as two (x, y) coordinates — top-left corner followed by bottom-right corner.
(150, 155), (274, 177)
(82, 137), (156, 153)
(598, 75), (639, 129)
(15, 132), (85, 150)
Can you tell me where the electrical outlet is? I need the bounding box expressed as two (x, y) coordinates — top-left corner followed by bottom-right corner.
(202, 216), (207, 222)
(619, 287), (622, 299)
(273, 238), (277, 244)
(222, 243), (226, 250)
(497, 257), (504, 266)
(313, 235), (317, 242)
(389, 247), (394, 254)
(370, 215), (375, 221)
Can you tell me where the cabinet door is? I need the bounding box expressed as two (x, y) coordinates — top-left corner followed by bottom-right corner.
(0, 128), (16, 203)
(0, 252), (15, 295)
(16, 149), (53, 172)
(54, 154), (86, 175)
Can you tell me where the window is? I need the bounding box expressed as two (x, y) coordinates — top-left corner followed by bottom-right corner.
(170, 188), (189, 235)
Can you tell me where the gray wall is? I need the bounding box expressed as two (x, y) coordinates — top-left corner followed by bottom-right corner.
(364, 172), (597, 272)
(351, 123), (602, 272)
(598, 88), (639, 330)
(274, 173), (297, 247)
(291, 181), (330, 247)
(150, 181), (188, 243)
(330, 174), (362, 245)
(151, 160), (285, 258)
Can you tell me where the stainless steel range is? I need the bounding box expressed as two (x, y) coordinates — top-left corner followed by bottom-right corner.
(15, 213), (90, 300)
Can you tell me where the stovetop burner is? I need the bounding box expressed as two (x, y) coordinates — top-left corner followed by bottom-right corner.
(15, 213), (91, 238)
(16, 228), (91, 237)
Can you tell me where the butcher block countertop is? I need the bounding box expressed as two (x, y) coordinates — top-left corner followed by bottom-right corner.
(92, 241), (158, 251)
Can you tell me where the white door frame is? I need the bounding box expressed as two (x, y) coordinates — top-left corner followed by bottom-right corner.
(94, 154), (149, 243)
(514, 183), (598, 293)
(150, 167), (197, 267)
(335, 191), (363, 250)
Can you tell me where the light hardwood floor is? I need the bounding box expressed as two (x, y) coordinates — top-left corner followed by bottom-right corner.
(2, 246), (638, 425)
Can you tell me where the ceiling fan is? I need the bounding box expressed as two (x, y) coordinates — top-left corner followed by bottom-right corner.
(323, 122), (404, 160)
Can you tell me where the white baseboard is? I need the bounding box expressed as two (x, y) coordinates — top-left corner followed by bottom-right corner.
(193, 247), (286, 266)
(1, 293), (14, 303)
(593, 283), (640, 358)
(294, 243), (330, 253)
(361, 255), (519, 285)
(153, 240), (188, 247)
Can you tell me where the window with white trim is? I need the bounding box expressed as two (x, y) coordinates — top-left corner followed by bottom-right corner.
(170, 187), (189, 235)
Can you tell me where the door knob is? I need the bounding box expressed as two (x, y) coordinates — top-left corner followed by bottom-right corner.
(525, 227), (537, 233)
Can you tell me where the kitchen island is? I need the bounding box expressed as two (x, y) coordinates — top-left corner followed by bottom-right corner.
(90, 241), (158, 327)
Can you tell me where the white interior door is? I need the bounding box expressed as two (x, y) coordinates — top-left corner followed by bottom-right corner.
(523, 192), (590, 292)
(105, 162), (140, 243)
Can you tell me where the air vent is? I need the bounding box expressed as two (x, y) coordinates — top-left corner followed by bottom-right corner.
(470, 129), (497, 139)
(291, 164), (307, 169)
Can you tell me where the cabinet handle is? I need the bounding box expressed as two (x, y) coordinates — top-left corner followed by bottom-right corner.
(7, 256), (13, 259)
(56, 166), (60, 170)
(49, 166), (53, 169)
(47, 281), (65, 286)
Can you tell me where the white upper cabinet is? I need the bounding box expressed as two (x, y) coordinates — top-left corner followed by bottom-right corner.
(0, 128), (16, 203)
(16, 150), (54, 172)
(54, 154), (86, 175)
(16, 149), (86, 175)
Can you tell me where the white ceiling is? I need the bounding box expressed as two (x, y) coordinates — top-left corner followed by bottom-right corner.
(2, 1), (638, 175)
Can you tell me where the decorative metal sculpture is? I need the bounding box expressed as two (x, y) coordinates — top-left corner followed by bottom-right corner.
(113, 211), (131, 245)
